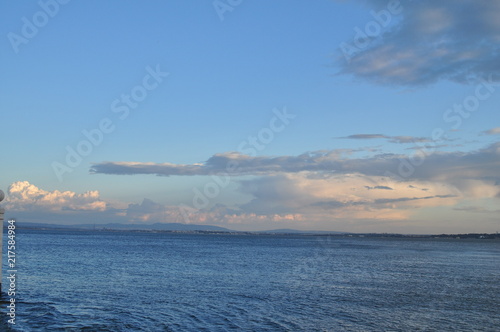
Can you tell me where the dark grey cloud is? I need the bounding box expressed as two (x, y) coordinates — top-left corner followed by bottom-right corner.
(337, 0), (500, 86)
(365, 185), (393, 190)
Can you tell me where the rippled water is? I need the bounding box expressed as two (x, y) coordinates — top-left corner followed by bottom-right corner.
(1, 229), (499, 331)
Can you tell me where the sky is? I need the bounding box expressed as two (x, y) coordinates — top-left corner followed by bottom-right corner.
(1, 0), (499, 233)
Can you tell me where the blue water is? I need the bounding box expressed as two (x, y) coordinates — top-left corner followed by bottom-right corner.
(1, 229), (499, 331)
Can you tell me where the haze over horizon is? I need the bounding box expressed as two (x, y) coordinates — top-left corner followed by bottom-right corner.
(2, 0), (500, 234)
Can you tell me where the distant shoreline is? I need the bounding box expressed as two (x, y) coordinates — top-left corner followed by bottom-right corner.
(4, 222), (499, 240)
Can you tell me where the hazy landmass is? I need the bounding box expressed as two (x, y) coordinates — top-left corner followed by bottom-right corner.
(7, 222), (500, 239)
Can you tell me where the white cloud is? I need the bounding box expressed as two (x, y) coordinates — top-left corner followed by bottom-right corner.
(5, 181), (106, 212)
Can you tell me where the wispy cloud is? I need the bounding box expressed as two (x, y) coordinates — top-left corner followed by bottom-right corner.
(453, 206), (500, 214)
(338, 133), (431, 143)
(373, 194), (456, 205)
(342, 134), (387, 140)
(482, 127), (500, 135)
(365, 185), (393, 190)
(337, 0), (500, 86)
(405, 144), (458, 151)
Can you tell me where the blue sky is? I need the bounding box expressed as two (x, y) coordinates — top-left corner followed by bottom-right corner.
(1, 0), (499, 233)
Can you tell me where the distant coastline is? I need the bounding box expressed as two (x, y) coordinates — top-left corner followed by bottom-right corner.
(5, 221), (500, 240)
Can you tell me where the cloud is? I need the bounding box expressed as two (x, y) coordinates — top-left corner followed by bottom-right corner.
(453, 206), (500, 214)
(339, 134), (431, 143)
(337, 0), (500, 85)
(90, 143), (500, 190)
(91, 150), (352, 176)
(228, 172), (462, 228)
(2, 166), (496, 232)
(2, 181), (194, 225)
(177, 203), (304, 228)
(125, 198), (166, 222)
(365, 185), (393, 190)
(1, 181), (302, 228)
(373, 194), (456, 205)
(124, 198), (199, 224)
(89, 141), (500, 228)
(5, 181), (106, 212)
(10, 139), (500, 231)
(343, 134), (387, 140)
(2, 181), (187, 224)
(405, 144), (457, 151)
(90, 161), (206, 176)
(482, 127), (500, 135)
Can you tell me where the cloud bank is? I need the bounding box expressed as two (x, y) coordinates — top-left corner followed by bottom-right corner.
(6, 135), (500, 232)
(90, 143), (500, 189)
(85, 140), (500, 232)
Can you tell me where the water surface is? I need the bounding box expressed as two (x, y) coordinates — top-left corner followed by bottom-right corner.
(2, 229), (499, 331)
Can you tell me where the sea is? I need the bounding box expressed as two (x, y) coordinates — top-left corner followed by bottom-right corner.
(1, 229), (499, 331)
